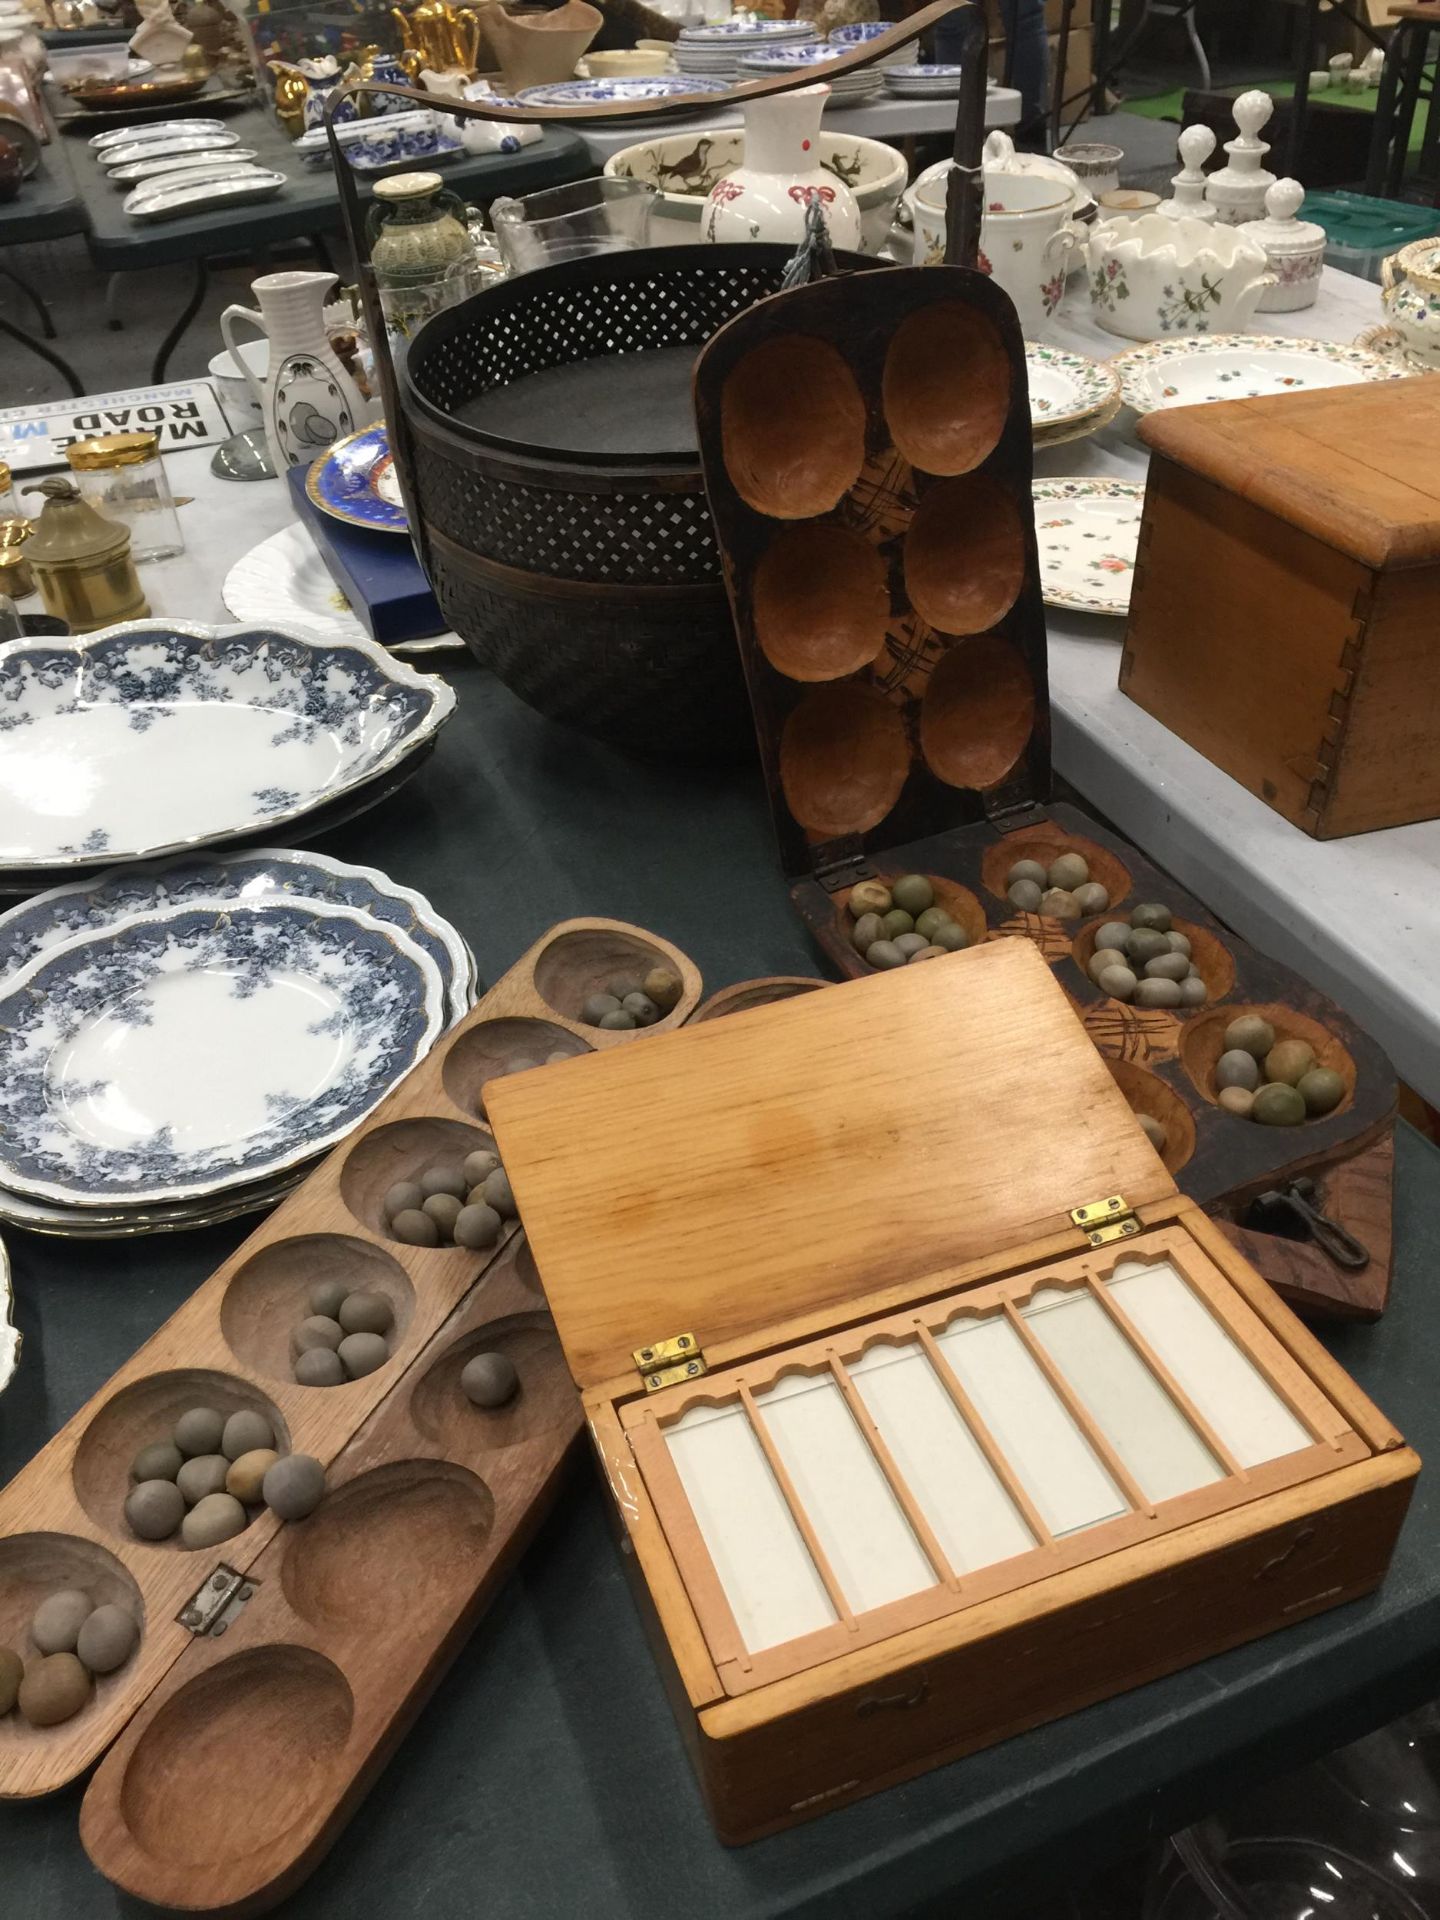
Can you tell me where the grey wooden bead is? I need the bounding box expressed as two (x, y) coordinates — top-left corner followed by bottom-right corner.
(31, 1590), (92, 1656)
(181, 1493), (247, 1551)
(263, 1454), (325, 1521)
(1144, 952), (1191, 982)
(460, 1351), (520, 1408)
(1134, 978), (1182, 1008)
(125, 1479), (184, 1541)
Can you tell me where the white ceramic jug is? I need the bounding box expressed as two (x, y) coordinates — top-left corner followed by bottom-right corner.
(702, 83), (861, 250)
(220, 269), (367, 474)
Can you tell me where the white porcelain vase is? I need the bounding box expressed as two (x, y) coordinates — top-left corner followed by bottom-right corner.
(220, 269), (368, 473)
(1087, 214), (1275, 340)
(913, 167), (1079, 335)
(702, 83), (861, 249)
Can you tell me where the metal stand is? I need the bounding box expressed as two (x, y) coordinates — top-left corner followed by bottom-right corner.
(149, 257), (209, 384)
(1365, 9), (1439, 197)
(0, 264), (56, 339)
(0, 312), (83, 395)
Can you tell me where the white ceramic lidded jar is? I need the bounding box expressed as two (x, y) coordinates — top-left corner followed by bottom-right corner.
(703, 83), (861, 249)
(913, 167), (1078, 335)
(1239, 178), (1325, 312)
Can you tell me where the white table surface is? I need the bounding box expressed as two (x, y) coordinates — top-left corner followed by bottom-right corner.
(1033, 264), (1440, 1111)
(145, 259), (1440, 1109)
(569, 85), (1022, 164)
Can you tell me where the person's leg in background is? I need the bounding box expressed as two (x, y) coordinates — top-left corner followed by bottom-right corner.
(1002, 0), (1052, 143)
(931, 0), (1051, 147)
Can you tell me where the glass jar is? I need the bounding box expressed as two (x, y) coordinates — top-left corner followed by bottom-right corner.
(66, 431), (184, 564)
(0, 460), (16, 522)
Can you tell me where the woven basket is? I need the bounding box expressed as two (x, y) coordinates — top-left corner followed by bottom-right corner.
(395, 244), (876, 759)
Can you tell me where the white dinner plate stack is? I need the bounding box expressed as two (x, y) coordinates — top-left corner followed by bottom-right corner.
(883, 62), (966, 96)
(0, 848), (476, 1239)
(737, 43), (884, 102)
(675, 16), (815, 79)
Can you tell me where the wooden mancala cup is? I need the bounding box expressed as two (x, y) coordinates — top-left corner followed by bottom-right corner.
(486, 939), (1418, 1846)
(689, 271), (1396, 1323)
(0, 918), (701, 1915)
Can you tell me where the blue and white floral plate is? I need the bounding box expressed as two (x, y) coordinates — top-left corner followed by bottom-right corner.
(0, 845), (477, 1026)
(0, 620), (453, 879)
(516, 75), (731, 107)
(0, 898), (445, 1207)
(306, 421), (408, 535)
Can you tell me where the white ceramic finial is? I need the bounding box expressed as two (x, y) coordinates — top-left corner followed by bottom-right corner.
(1177, 123), (1216, 175)
(1158, 121), (1218, 219)
(1231, 89), (1274, 148)
(1265, 177), (1304, 223)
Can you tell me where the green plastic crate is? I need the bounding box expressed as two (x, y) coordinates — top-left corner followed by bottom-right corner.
(1303, 189), (1440, 282)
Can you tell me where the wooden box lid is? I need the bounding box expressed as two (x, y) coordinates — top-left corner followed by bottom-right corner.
(1138, 374), (1440, 570)
(484, 940), (1177, 1393)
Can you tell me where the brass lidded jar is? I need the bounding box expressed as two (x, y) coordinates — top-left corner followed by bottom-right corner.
(20, 475), (149, 633)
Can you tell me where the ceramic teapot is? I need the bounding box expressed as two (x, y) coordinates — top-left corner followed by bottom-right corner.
(1380, 238), (1440, 366)
(220, 269), (367, 472)
(1087, 213), (1275, 339)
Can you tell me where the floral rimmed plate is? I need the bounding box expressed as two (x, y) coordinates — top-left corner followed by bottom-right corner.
(0, 620), (453, 877)
(0, 1234), (15, 1393)
(1112, 334), (1409, 415)
(1026, 342), (1121, 432)
(306, 422), (407, 535)
(0, 899), (444, 1207)
(1032, 479), (1145, 616)
(0, 845), (476, 1026)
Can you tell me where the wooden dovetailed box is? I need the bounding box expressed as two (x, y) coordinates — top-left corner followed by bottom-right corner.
(1121, 375), (1440, 839)
(486, 940), (1419, 1844)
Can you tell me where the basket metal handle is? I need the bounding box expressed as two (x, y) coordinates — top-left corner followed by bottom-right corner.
(323, 0), (986, 564)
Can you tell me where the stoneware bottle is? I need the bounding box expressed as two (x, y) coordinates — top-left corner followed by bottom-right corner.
(703, 83), (861, 249)
(220, 268), (365, 473)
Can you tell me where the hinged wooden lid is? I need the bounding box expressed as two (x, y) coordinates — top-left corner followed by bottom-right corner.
(485, 940), (1177, 1393)
(1139, 374), (1440, 570)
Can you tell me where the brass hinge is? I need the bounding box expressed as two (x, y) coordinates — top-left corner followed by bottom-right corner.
(1071, 1195), (1141, 1247)
(811, 835), (874, 894)
(633, 1332), (707, 1393)
(177, 1564), (255, 1637)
